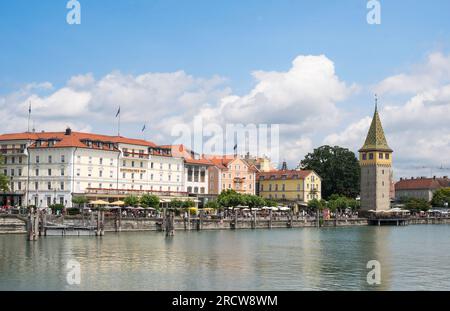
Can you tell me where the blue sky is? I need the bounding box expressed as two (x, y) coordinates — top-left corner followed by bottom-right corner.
(0, 0), (449, 177)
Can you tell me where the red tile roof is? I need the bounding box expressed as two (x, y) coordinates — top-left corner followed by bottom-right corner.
(0, 131), (157, 150)
(395, 178), (450, 191)
(257, 170), (316, 180)
(160, 144), (213, 165)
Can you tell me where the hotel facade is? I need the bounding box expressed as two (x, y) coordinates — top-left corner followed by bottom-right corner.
(0, 128), (201, 208)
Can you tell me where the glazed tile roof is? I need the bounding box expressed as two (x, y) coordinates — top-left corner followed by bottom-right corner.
(359, 106), (392, 152)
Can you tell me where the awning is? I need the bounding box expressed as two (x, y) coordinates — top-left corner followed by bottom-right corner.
(111, 200), (125, 206)
(90, 199), (110, 205)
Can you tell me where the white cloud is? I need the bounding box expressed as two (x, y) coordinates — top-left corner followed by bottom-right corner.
(375, 52), (450, 96)
(326, 52), (450, 178)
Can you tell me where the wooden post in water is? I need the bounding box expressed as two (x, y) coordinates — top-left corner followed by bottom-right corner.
(162, 208), (166, 232)
(187, 210), (191, 231)
(269, 209), (272, 229)
(235, 210), (238, 229)
(27, 208), (38, 241)
(165, 211), (174, 237)
(252, 210), (257, 229)
(316, 209), (320, 228)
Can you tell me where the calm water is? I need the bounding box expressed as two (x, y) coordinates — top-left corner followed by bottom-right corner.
(1, 225), (450, 291)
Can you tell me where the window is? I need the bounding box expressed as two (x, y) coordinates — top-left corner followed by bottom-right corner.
(99, 170), (103, 177)
(60, 182), (64, 190)
(194, 187), (198, 193)
(60, 169), (64, 176)
(35, 182), (38, 190)
(385, 153), (390, 159)
(140, 173), (143, 179)
(131, 161), (135, 167)
(47, 182), (52, 190)
(150, 174), (154, 180)
(200, 187), (205, 194)
(77, 156), (81, 163)
(59, 197), (64, 205)
(35, 169), (39, 176)
(150, 162), (154, 169)
(131, 173), (135, 179)
(168, 174), (171, 181)
(122, 172), (126, 179)
(168, 164), (172, 170)
(18, 169), (22, 176)
(89, 156), (92, 164)
(36, 156), (40, 163)
(61, 155), (65, 163)
(123, 160), (126, 167)
(11, 157), (15, 164)
(48, 155), (52, 163)
(369, 153), (374, 160)
(88, 169), (92, 177)
(76, 169), (80, 177)
(379, 153), (383, 159)
(140, 162), (143, 168)
(110, 159), (114, 166)
(362, 153), (367, 160)
(110, 171), (114, 178)
(10, 169), (14, 176)
(99, 158), (103, 165)
(160, 163), (163, 170)
(18, 182), (22, 190)
(260, 184), (264, 191)
(19, 157), (23, 164)
(48, 169), (52, 176)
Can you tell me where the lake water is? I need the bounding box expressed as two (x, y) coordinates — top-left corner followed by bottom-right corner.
(1, 225), (450, 291)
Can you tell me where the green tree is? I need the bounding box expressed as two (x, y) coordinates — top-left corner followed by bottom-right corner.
(431, 188), (450, 207)
(0, 155), (9, 192)
(405, 198), (431, 212)
(72, 196), (88, 208)
(300, 145), (360, 199)
(307, 198), (324, 211)
(204, 200), (219, 209)
(182, 200), (195, 208)
(140, 194), (160, 209)
(264, 199), (278, 207)
(169, 199), (184, 209)
(124, 195), (140, 207)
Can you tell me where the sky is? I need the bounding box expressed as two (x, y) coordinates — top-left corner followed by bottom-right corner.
(0, 0), (449, 179)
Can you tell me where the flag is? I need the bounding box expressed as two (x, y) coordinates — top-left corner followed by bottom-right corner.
(28, 102), (31, 114)
(233, 144), (238, 151)
(115, 107), (121, 118)
(142, 124), (146, 132)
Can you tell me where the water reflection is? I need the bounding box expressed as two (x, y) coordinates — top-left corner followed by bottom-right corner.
(1, 226), (450, 291)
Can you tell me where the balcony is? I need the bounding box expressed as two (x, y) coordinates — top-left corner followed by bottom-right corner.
(0, 148), (26, 155)
(122, 151), (149, 159)
(84, 187), (189, 198)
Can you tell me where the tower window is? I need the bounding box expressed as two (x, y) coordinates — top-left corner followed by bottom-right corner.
(362, 153), (367, 160)
(369, 153), (374, 160)
(385, 153), (390, 159)
(379, 153), (383, 159)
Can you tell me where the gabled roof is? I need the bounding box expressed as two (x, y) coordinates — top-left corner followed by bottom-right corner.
(359, 106), (392, 152)
(0, 131), (157, 150)
(160, 144), (213, 165)
(395, 178), (450, 191)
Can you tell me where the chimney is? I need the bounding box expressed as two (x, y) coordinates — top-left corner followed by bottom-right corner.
(433, 176), (436, 180)
(400, 177), (403, 181)
(65, 127), (72, 135)
(281, 161), (288, 171)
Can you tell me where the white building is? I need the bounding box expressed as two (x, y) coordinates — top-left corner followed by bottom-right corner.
(0, 128), (187, 208)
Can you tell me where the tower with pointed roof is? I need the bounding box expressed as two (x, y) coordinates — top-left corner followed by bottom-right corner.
(359, 97), (393, 211)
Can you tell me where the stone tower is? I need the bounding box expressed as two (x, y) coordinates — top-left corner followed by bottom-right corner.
(359, 100), (393, 211)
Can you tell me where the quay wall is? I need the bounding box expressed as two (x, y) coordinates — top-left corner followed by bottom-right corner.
(2, 215), (449, 234)
(0, 215), (27, 234)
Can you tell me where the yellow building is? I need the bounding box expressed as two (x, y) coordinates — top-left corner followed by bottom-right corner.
(257, 170), (322, 205)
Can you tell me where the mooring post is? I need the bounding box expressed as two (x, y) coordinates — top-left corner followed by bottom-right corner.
(165, 211), (174, 237)
(187, 210), (191, 231)
(252, 210), (257, 229)
(235, 210), (238, 229)
(269, 209), (273, 229)
(27, 208), (34, 241)
(162, 208), (166, 232)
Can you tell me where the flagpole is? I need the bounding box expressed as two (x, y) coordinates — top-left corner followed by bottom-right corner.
(27, 101), (31, 133)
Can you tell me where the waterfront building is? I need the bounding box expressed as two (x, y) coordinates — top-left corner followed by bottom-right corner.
(161, 144), (212, 195)
(206, 155), (257, 195)
(257, 168), (321, 205)
(359, 103), (393, 211)
(0, 128), (187, 208)
(395, 176), (450, 202)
